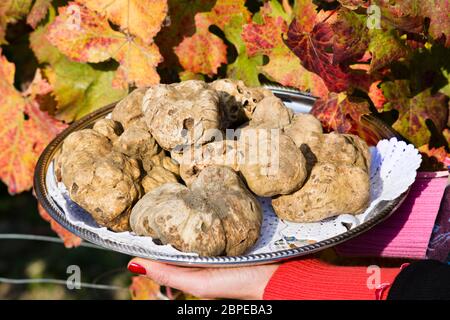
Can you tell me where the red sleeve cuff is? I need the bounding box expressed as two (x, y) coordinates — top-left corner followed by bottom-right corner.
(263, 258), (401, 300)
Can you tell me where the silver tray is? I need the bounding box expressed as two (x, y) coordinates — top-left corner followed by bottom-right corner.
(34, 85), (408, 267)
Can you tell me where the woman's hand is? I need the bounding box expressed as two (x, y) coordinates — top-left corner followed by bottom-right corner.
(128, 258), (279, 300)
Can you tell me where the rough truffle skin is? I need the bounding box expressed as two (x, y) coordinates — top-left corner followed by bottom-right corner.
(272, 162), (370, 222)
(142, 80), (221, 151)
(142, 166), (178, 193)
(178, 140), (241, 186)
(111, 87), (147, 129)
(272, 132), (371, 223)
(57, 129), (142, 232)
(238, 129), (307, 197)
(130, 166), (262, 256)
(210, 78), (273, 125)
(283, 113), (323, 147)
(113, 119), (159, 172)
(92, 118), (123, 141)
(302, 132), (371, 171)
(250, 96), (294, 129)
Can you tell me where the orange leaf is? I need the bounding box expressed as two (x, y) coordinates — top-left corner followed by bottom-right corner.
(76, 0), (168, 44)
(174, 0), (250, 76)
(174, 13), (227, 76)
(27, 0), (51, 29)
(38, 204), (82, 248)
(47, 2), (163, 88)
(129, 276), (162, 300)
(0, 51), (67, 194)
(368, 80), (387, 110)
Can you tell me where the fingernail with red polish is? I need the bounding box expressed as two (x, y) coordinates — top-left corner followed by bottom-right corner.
(128, 262), (147, 275)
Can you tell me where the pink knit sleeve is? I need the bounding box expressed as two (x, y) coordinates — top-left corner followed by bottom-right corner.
(336, 171), (448, 259)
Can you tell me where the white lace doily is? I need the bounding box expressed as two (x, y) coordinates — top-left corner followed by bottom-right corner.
(45, 137), (422, 256)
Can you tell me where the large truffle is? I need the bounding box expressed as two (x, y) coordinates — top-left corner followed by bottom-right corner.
(56, 129), (142, 231)
(178, 140), (241, 186)
(272, 163), (370, 222)
(238, 129), (307, 196)
(142, 80), (221, 151)
(272, 132), (371, 223)
(250, 96), (294, 129)
(130, 166), (262, 256)
(301, 132), (371, 171)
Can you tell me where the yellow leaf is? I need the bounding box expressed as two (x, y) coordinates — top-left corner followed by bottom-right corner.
(76, 0), (168, 44)
(47, 3), (164, 87)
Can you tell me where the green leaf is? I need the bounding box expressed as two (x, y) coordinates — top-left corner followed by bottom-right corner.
(45, 58), (127, 121)
(382, 80), (449, 146)
(30, 23), (127, 121)
(368, 29), (409, 72)
(223, 14), (262, 86)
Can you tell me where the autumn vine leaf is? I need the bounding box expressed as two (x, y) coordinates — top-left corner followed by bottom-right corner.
(368, 80), (387, 110)
(381, 80), (449, 146)
(285, 2), (356, 93)
(46, 2), (165, 88)
(368, 28), (409, 73)
(421, 0), (450, 47)
(76, 0), (168, 44)
(174, 0), (250, 76)
(418, 145), (448, 171)
(0, 51), (67, 194)
(375, 0), (450, 47)
(174, 13), (228, 76)
(0, 0), (33, 44)
(331, 8), (369, 65)
(26, 0), (51, 29)
(335, 0), (369, 10)
(242, 0), (328, 96)
(311, 92), (371, 133)
(30, 20), (127, 121)
(155, 0), (215, 70)
(223, 14), (262, 86)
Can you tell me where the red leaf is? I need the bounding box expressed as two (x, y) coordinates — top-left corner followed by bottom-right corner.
(241, 1), (328, 97)
(285, 18), (352, 92)
(332, 8), (369, 65)
(311, 92), (371, 133)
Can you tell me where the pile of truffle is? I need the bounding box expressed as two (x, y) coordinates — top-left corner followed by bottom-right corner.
(56, 79), (371, 256)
